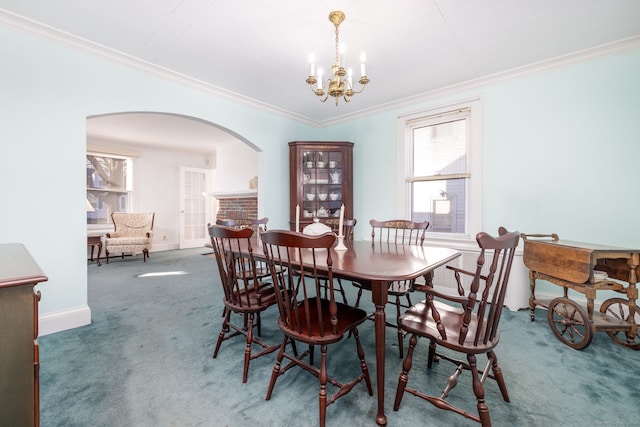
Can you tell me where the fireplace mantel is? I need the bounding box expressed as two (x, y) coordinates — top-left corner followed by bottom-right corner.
(211, 190), (257, 199)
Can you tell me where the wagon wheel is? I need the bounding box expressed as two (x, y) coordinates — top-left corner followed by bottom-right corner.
(547, 297), (593, 350)
(599, 298), (640, 350)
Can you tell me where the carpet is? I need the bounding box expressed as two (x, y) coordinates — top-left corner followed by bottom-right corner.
(38, 248), (640, 426)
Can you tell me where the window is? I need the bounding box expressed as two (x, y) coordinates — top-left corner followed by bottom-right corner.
(399, 98), (482, 240)
(86, 152), (133, 225)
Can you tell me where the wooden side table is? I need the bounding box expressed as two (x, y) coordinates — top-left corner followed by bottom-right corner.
(87, 235), (103, 266)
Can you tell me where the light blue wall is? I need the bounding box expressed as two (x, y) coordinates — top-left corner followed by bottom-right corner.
(320, 50), (640, 247)
(2, 22), (639, 328)
(0, 25), (319, 319)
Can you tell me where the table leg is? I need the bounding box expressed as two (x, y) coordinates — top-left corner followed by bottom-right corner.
(372, 280), (388, 426)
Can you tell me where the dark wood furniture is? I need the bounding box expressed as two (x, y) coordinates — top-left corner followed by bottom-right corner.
(353, 219), (430, 358)
(289, 141), (353, 231)
(87, 234), (102, 266)
(393, 227), (520, 427)
(314, 218), (357, 304)
(0, 243), (48, 427)
(261, 230), (373, 427)
(522, 233), (640, 350)
(207, 225), (280, 383)
(236, 237), (460, 426)
(324, 217), (357, 241)
(216, 217), (269, 232)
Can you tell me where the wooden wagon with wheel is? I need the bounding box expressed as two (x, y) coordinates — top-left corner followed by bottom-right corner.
(521, 233), (640, 350)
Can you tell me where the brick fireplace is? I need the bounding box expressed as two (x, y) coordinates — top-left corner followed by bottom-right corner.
(214, 190), (258, 221)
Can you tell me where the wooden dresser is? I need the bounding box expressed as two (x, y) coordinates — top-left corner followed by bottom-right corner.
(0, 243), (48, 426)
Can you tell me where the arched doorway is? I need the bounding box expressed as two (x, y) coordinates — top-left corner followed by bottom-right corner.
(86, 112), (261, 252)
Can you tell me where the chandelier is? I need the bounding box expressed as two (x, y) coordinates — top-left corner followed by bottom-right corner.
(306, 11), (370, 106)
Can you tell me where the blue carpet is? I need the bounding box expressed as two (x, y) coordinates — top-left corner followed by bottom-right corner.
(39, 248), (640, 426)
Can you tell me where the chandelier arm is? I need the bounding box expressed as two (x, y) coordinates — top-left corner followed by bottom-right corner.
(348, 82), (368, 95)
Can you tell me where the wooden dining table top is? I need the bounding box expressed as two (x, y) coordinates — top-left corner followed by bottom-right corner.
(240, 235), (461, 426)
(248, 237), (461, 285)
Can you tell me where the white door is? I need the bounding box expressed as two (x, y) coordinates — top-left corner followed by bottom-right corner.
(179, 167), (211, 249)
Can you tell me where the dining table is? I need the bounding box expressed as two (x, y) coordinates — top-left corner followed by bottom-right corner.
(245, 236), (461, 426)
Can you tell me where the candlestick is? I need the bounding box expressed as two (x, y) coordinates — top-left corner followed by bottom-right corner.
(295, 204), (300, 232)
(335, 235), (347, 251)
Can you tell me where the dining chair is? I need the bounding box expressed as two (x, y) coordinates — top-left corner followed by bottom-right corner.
(208, 225), (280, 383)
(352, 219), (430, 358)
(261, 230), (373, 427)
(393, 227), (520, 427)
(216, 217), (274, 279)
(316, 218), (357, 304)
(323, 217), (357, 240)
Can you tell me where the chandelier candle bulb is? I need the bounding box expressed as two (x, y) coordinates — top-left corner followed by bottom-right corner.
(360, 53), (366, 77)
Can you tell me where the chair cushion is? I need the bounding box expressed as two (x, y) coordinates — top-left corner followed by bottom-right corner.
(106, 236), (150, 246)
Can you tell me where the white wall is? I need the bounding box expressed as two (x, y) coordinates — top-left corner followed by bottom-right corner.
(214, 140), (260, 193)
(2, 21), (639, 334)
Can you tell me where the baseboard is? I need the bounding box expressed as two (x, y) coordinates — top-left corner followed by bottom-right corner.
(39, 305), (92, 336)
(151, 242), (179, 252)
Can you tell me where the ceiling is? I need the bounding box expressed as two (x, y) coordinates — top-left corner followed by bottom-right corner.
(2, 0), (639, 150)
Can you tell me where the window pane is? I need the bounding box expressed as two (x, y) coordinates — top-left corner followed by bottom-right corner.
(413, 118), (466, 177)
(87, 154), (131, 224)
(411, 179), (466, 233)
(87, 155), (128, 190)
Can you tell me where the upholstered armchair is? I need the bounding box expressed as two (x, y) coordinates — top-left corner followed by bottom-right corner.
(105, 212), (155, 263)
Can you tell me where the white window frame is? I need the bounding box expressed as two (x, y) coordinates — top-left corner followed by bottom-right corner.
(396, 97), (483, 244)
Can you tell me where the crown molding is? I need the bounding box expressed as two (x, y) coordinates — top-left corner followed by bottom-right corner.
(0, 9), (318, 126)
(2, 9), (638, 128)
(319, 35), (640, 126)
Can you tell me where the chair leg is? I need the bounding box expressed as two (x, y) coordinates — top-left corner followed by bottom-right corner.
(394, 334), (417, 411)
(242, 313), (255, 383)
(213, 310), (231, 359)
(427, 339), (437, 368)
(467, 353), (491, 427)
(488, 350), (510, 402)
(354, 287), (363, 308)
(352, 327), (373, 395)
(105, 250), (110, 264)
(396, 295), (404, 358)
(265, 336), (288, 401)
(318, 344), (328, 427)
(336, 278), (348, 304)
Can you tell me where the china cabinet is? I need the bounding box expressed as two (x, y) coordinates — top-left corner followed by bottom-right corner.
(0, 243), (48, 426)
(289, 141), (353, 231)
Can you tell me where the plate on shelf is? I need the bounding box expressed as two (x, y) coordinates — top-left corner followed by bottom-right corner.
(308, 178), (329, 184)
